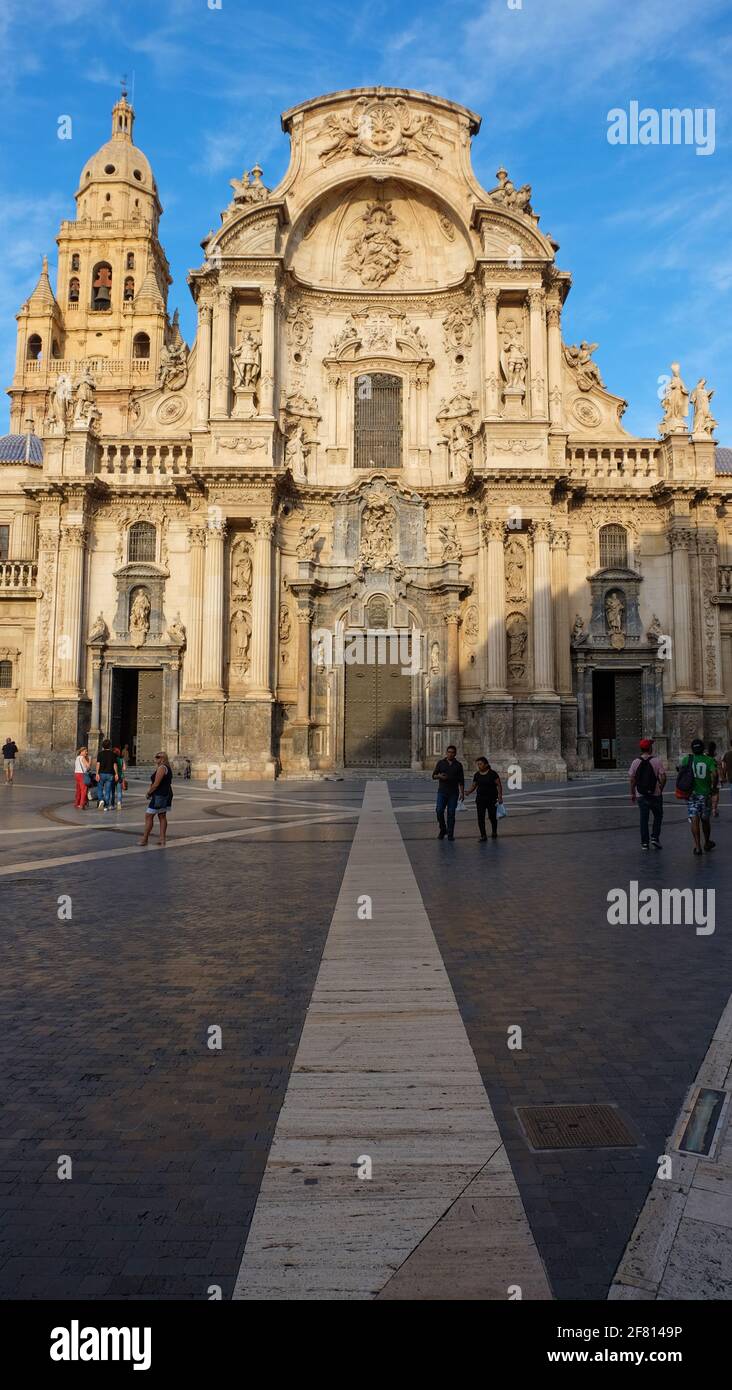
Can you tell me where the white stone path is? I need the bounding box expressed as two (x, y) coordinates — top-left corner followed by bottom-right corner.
(233, 780), (550, 1301)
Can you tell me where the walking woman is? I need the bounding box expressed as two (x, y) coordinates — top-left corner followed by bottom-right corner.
(74, 746), (90, 808)
(464, 756), (503, 840)
(139, 751), (173, 848)
(113, 746), (127, 809)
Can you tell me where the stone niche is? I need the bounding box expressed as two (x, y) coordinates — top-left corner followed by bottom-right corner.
(331, 475), (427, 569)
(583, 566), (643, 649)
(113, 562), (167, 646)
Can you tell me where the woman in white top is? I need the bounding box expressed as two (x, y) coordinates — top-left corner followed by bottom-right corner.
(74, 747), (90, 808)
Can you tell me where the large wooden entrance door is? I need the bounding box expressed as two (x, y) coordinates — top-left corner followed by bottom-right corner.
(592, 669), (642, 768)
(344, 657), (411, 767)
(136, 670), (164, 764)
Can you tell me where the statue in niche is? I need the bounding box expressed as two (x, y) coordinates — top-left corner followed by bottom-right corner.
(231, 332), (261, 389)
(505, 538), (527, 602)
(232, 543), (253, 598)
(355, 494), (404, 577)
(690, 378), (717, 437)
(285, 422), (309, 477)
(659, 363), (689, 434)
(129, 588), (151, 648)
(506, 611), (528, 680)
(570, 613), (586, 645)
(438, 515), (462, 563)
(429, 641), (440, 674)
(605, 590), (625, 634)
(499, 318), (528, 391)
(230, 608), (252, 675)
(279, 607), (292, 644)
(444, 420), (473, 477)
(647, 614), (663, 644)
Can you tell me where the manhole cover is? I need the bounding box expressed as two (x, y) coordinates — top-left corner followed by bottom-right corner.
(517, 1103), (637, 1151)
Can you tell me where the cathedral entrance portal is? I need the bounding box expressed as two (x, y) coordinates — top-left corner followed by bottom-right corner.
(110, 668), (163, 765)
(592, 670), (642, 769)
(344, 654), (412, 768)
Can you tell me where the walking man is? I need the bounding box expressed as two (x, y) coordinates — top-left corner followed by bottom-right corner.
(679, 738), (718, 856)
(432, 743), (464, 840)
(95, 738), (118, 811)
(2, 735), (18, 784)
(629, 738), (666, 849)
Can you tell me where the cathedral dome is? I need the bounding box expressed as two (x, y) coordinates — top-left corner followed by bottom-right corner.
(75, 92), (160, 210)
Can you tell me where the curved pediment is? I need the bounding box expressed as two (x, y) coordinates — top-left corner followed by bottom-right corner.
(286, 177), (473, 292)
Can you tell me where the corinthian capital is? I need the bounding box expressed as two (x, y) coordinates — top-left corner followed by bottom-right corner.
(254, 517), (276, 541)
(530, 519), (552, 544)
(481, 516), (505, 545)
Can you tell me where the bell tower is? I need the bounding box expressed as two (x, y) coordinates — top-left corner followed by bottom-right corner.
(8, 88), (172, 434)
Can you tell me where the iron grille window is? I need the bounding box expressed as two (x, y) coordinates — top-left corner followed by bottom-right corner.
(0, 661), (11, 689)
(354, 372), (402, 469)
(0, 526), (9, 561)
(128, 522), (156, 563)
(599, 524), (628, 568)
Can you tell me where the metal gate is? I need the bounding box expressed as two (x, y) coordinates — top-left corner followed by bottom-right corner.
(344, 658), (411, 767)
(354, 372), (402, 469)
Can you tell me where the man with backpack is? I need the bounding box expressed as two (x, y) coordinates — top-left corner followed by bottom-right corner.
(676, 738), (718, 855)
(629, 738), (666, 849)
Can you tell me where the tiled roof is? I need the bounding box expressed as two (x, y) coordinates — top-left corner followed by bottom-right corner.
(0, 433), (43, 464)
(716, 446), (732, 474)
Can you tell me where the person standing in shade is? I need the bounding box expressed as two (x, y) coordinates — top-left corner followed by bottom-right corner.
(74, 746), (90, 808)
(707, 741), (723, 819)
(629, 738), (666, 849)
(139, 751), (173, 848)
(464, 756), (503, 840)
(95, 738), (118, 811)
(3, 736), (18, 784)
(432, 743), (464, 840)
(679, 738), (718, 856)
(113, 745), (126, 810)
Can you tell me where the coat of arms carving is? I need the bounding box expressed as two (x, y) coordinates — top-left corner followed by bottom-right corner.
(319, 97), (441, 168)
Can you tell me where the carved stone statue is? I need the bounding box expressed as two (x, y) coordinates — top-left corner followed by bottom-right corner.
(570, 613), (586, 644)
(563, 342), (605, 392)
(647, 614), (663, 643)
(231, 332), (261, 389)
(506, 611), (528, 680)
(505, 538), (527, 602)
(88, 612), (108, 643)
(444, 421), (473, 478)
(488, 167), (535, 219)
(167, 613), (186, 645)
(355, 494), (404, 578)
(429, 641), (440, 674)
(129, 588), (151, 647)
(230, 608), (252, 675)
(278, 607), (292, 644)
(229, 163), (269, 205)
(285, 423), (309, 478)
(73, 366), (97, 426)
(499, 319), (528, 392)
(690, 378), (717, 437)
(660, 363), (689, 434)
(46, 373), (73, 430)
(345, 201), (410, 287)
(159, 336), (189, 392)
(296, 523), (319, 561)
(232, 543), (253, 598)
(605, 590), (625, 634)
(438, 516), (462, 563)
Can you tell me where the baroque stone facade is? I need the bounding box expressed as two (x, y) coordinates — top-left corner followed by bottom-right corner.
(2, 86), (732, 778)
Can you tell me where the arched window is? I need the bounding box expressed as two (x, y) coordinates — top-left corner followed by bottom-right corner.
(26, 334), (42, 361)
(126, 252), (135, 270)
(124, 277), (135, 301)
(354, 372), (402, 469)
(132, 332), (150, 360)
(71, 253), (80, 271)
(68, 278), (80, 302)
(0, 660), (12, 689)
(599, 524), (628, 568)
(128, 522), (156, 563)
(91, 261), (112, 311)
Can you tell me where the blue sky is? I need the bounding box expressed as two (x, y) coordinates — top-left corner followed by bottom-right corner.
(1, 0), (731, 439)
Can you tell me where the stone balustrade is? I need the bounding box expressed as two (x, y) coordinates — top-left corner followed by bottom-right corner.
(97, 441), (193, 478)
(566, 444), (660, 479)
(24, 357), (151, 377)
(0, 561), (38, 591)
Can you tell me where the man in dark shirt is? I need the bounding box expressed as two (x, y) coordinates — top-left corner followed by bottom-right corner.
(432, 744), (465, 840)
(3, 736), (18, 784)
(96, 738), (119, 812)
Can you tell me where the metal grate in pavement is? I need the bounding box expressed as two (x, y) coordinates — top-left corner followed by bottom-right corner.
(516, 1103), (638, 1151)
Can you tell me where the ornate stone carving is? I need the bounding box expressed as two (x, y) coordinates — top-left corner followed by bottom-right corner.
(88, 612), (109, 644)
(129, 588), (151, 647)
(72, 366), (100, 429)
(571, 398), (602, 428)
(438, 514), (462, 563)
(159, 314), (189, 391)
(499, 317), (527, 396)
(319, 96), (441, 168)
(441, 420), (473, 477)
(345, 201), (411, 287)
(487, 167), (536, 220)
(167, 613), (186, 645)
(286, 302), (314, 367)
(690, 378), (717, 437)
(505, 537), (527, 602)
(659, 363), (689, 434)
(355, 493), (404, 578)
(464, 605), (479, 645)
(605, 589), (625, 634)
(506, 611), (528, 682)
(231, 332), (261, 389)
(296, 523), (319, 561)
(230, 607), (253, 678)
(45, 373), (73, 432)
(227, 163), (269, 212)
(429, 640), (440, 674)
(443, 302), (473, 354)
(231, 538), (253, 600)
(571, 613), (586, 645)
(284, 422), (309, 479)
(278, 606), (292, 645)
(563, 341), (605, 392)
(493, 438), (541, 454)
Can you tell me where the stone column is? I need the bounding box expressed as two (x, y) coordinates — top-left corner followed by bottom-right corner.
(417, 368), (429, 447)
(194, 301), (213, 428)
(210, 287), (232, 417)
(445, 612), (460, 723)
(669, 528), (695, 696)
(259, 289), (277, 418)
(546, 298), (563, 426)
(32, 520), (59, 692)
(248, 518), (275, 699)
(169, 659), (180, 737)
(531, 520), (556, 696)
(528, 289), (547, 418)
(482, 518), (508, 694)
(697, 532), (724, 696)
(184, 524), (207, 692)
(551, 528), (572, 695)
(57, 523), (86, 692)
(482, 286), (500, 416)
(296, 605), (314, 722)
(201, 519), (226, 696)
(89, 650), (103, 749)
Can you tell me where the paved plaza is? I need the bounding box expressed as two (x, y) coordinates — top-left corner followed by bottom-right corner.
(1, 769), (731, 1301)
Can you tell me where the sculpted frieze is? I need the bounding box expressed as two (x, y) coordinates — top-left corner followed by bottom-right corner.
(318, 96), (442, 168)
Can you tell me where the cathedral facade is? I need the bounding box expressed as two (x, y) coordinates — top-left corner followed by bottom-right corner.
(2, 86), (731, 778)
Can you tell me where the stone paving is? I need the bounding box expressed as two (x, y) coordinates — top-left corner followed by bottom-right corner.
(0, 770), (731, 1300)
